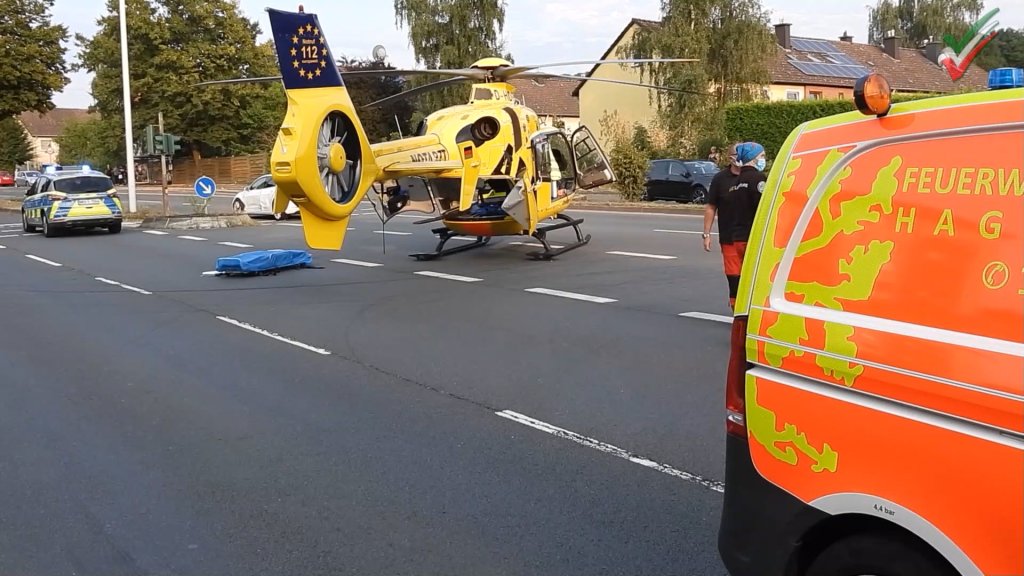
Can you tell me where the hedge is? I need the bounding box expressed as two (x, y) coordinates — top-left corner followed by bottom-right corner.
(724, 93), (938, 160)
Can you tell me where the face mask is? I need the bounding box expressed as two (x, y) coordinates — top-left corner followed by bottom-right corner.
(755, 158), (766, 171)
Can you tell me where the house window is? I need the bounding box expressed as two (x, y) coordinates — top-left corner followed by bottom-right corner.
(786, 90), (801, 101)
(809, 91), (823, 100)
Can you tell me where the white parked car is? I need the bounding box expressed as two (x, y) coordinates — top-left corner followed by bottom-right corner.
(15, 170), (41, 187)
(232, 174), (299, 220)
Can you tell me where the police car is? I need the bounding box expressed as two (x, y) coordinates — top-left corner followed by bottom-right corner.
(21, 167), (123, 237)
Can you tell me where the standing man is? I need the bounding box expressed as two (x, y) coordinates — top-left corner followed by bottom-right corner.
(703, 141), (768, 309)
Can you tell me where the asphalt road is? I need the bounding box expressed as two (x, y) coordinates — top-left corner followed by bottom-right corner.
(0, 205), (735, 575)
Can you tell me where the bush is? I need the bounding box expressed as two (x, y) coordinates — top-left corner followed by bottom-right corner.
(599, 112), (664, 201)
(724, 93), (937, 160)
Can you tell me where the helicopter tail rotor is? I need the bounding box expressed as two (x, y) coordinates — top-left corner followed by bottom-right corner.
(266, 7), (380, 250)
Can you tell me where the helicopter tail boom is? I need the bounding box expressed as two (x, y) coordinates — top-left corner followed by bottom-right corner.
(267, 7), (381, 250)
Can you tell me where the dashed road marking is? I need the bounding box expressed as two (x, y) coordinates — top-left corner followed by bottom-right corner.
(202, 271), (220, 276)
(178, 235), (207, 241)
(331, 258), (383, 267)
(509, 241), (565, 249)
(0, 245), (5, 249)
(0, 223), (19, 228)
(607, 251), (677, 260)
(524, 287), (616, 304)
(22, 233), (40, 237)
(216, 316), (331, 355)
(495, 410), (724, 493)
(654, 229), (717, 235)
(95, 277), (152, 295)
(25, 254), (61, 267)
(0, 234), (19, 239)
(414, 270), (483, 282)
(679, 312), (732, 324)
(374, 230), (412, 236)
(218, 241), (253, 248)
(143, 230), (169, 235)
(276, 223), (303, 227)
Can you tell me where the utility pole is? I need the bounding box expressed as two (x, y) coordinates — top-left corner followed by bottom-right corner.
(117, 0), (137, 213)
(158, 111), (168, 216)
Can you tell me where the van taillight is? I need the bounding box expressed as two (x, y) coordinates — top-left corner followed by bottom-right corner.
(725, 315), (749, 437)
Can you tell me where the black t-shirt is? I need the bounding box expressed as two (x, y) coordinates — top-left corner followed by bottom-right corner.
(708, 166), (766, 244)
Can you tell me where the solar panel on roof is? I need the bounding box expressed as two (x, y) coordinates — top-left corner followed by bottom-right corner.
(791, 60), (871, 78)
(791, 38), (837, 53)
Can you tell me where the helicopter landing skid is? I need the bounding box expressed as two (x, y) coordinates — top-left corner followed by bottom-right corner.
(526, 213), (591, 261)
(410, 227), (492, 261)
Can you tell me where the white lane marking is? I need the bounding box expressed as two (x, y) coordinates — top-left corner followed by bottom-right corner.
(654, 229), (717, 235)
(143, 230), (169, 235)
(0, 223), (19, 228)
(25, 254), (61, 267)
(393, 213), (428, 219)
(679, 312), (733, 324)
(178, 235), (207, 241)
(331, 258), (382, 267)
(218, 241), (253, 248)
(0, 234), (19, 238)
(216, 316), (331, 356)
(374, 230), (412, 236)
(95, 277), (152, 295)
(0, 245), (5, 249)
(509, 241), (565, 249)
(607, 251), (677, 260)
(276, 223), (303, 227)
(414, 270), (483, 282)
(524, 287), (616, 304)
(22, 233), (40, 236)
(202, 271), (220, 276)
(496, 410), (724, 493)
(448, 236), (477, 242)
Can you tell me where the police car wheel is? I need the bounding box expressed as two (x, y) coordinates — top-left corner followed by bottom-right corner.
(42, 213), (57, 238)
(805, 530), (957, 576)
(22, 210), (36, 233)
(108, 222), (122, 234)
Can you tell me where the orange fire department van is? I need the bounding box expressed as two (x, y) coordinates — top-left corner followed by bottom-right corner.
(717, 70), (1024, 576)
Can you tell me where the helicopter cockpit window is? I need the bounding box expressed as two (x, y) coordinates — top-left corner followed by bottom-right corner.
(473, 88), (493, 101)
(533, 131), (577, 200)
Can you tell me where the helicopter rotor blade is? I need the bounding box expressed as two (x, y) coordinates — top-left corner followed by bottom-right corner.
(193, 76), (283, 87)
(496, 58), (698, 79)
(515, 71), (707, 95)
(339, 68), (486, 80)
(361, 76), (471, 109)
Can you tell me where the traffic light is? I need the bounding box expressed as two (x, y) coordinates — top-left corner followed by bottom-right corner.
(143, 125), (155, 156)
(153, 132), (166, 155)
(163, 134), (182, 155)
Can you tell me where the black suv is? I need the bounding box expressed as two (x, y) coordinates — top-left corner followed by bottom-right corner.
(643, 159), (718, 204)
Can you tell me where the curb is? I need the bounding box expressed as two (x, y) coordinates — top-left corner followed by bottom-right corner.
(136, 214), (258, 230)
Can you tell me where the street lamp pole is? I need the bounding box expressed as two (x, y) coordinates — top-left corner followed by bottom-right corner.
(117, 0), (137, 213)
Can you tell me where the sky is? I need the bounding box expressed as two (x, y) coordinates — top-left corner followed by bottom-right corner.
(51, 0), (1024, 109)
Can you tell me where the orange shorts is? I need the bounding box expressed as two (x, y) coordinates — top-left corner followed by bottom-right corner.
(721, 242), (748, 307)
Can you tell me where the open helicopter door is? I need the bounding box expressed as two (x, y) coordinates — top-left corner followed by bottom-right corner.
(372, 176), (440, 223)
(570, 126), (615, 189)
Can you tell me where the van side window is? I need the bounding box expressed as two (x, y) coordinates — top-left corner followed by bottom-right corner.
(778, 130), (1024, 344)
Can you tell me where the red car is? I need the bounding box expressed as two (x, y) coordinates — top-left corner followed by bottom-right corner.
(0, 171), (14, 186)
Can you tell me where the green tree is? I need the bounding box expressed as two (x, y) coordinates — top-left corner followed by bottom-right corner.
(983, 27), (1024, 69)
(75, 0), (284, 164)
(338, 56), (416, 142)
(58, 116), (121, 169)
(0, 117), (33, 172)
(393, 0), (511, 111)
(0, 0), (70, 118)
(867, 0), (984, 47)
(623, 0), (774, 148)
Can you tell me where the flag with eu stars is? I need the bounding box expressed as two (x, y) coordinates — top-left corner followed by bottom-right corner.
(267, 8), (344, 90)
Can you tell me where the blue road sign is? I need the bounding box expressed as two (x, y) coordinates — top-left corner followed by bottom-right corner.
(194, 176), (216, 199)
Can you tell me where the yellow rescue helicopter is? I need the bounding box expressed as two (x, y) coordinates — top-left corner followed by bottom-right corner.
(201, 6), (698, 260)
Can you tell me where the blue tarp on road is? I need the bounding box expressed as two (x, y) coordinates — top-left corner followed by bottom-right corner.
(215, 249), (313, 275)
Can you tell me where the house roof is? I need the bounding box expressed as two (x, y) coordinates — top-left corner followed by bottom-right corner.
(17, 108), (94, 138)
(571, 18), (659, 97)
(574, 19), (990, 95)
(509, 77), (581, 117)
(772, 36), (989, 92)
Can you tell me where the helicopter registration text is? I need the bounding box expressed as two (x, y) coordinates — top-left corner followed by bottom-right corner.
(411, 150), (449, 163)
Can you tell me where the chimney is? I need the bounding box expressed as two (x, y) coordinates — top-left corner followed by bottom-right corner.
(840, 31), (853, 43)
(775, 22), (791, 49)
(883, 31), (900, 59)
(925, 38), (942, 64)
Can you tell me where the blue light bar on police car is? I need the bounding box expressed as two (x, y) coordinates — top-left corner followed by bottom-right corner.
(988, 67), (1024, 90)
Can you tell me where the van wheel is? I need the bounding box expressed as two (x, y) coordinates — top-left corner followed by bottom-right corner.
(805, 530), (958, 576)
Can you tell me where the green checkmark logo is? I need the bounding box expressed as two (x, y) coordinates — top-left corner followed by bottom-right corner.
(944, 7), (1000, 53)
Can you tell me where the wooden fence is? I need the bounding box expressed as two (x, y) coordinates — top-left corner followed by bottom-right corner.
(169, 153), (269, 187)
